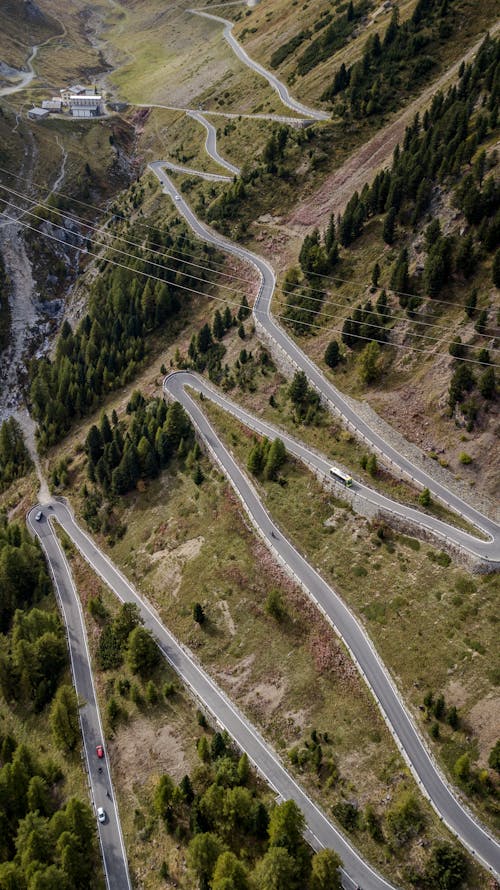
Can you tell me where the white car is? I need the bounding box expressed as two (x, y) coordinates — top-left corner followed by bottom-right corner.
(174, 194), (181, 201)
(35, 511), (43, 522)
(97, 806), (106, 824)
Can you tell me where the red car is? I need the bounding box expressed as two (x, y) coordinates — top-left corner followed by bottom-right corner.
(96, 745), (104, 759)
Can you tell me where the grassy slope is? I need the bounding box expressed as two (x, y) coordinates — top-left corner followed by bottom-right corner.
(201, 399), (500, 834)
(0, 0), (60, 70)
(60, 539), (243, 890)
(104, 0), (295, 117)
(51, 416), (488, 889)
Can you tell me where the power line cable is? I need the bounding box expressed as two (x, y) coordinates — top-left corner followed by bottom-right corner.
(2, 194), (494, 355)
(1, 184), (494, 349)
(4, 209), (498, 368)
(1, 162), (491, 313)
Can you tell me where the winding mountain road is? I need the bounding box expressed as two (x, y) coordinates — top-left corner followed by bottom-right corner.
(31, 500), (396, 890)
(149, 162), (500, 565)
(188, 110), (241, 175)
(22, 5), (500, 887)
(188, 8), (330, 121)
(27, 507), (132, 890)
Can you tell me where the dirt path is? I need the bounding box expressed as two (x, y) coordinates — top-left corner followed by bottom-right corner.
(15, 407), (50, 501)
(288, 21), (500, 231)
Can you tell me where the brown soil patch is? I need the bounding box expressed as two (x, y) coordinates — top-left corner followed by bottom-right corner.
(216, 652), (256, 695)
(110, 716), (190, 791)
(287, 24), (500, 235)
(468, 695), (500, 767)
(244, 678), (287, 719)
(147, 535), (205, 597)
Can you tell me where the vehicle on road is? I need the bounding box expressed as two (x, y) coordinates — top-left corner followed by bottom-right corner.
(175, 194), (181, 200)
(97, 806), (106, 824)
(35, 510), (43, 521)
(329, 466), (353, 487)
(96, 744), (104, 758)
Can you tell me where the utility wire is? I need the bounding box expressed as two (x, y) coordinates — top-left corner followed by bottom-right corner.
(0, 163), (491, 313)
(2, 194), (495, 355)
(1, 184), (495, 349)
(3, 210), (498, 368)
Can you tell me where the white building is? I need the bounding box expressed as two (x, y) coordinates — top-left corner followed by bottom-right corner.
(68, 94), (104, 116)
(28, 107), (50, 121)
(42, 98), (62, 112)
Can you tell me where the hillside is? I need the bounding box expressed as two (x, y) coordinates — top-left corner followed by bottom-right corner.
(0, 0), (60, 72)
(0, 1), (499, 888)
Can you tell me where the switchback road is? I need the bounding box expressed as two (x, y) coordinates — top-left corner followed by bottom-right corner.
(149, 162), (500, 566)
(162, 371), (500, 881)
(32, 499), (398, 890)
(188, 8), (330, 121)
(27, 507), (132, 890)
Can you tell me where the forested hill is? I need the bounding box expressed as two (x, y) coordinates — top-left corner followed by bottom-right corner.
(29, 217), (221, 448)
(286, 33), (498, 452)
(0, 519), (101, 887)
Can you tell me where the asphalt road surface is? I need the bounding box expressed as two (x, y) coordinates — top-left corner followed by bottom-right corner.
(149, 161), (500, 566)
(188, 110), (241, 175)
(163, 371), (500, 881)
(157, 159), (232, 182)
(27, 507), (132, 890)
(189, 8), (330, 121)
(33, 500), (398, 890)
(165, 373), (497, 562)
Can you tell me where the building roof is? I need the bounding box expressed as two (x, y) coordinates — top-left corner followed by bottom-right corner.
(29, 107), (50, 117)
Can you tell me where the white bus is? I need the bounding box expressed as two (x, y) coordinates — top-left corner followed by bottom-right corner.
(329, 466), (353, 487)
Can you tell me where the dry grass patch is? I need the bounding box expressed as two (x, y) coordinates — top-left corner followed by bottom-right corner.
(201, 399), (500, 834)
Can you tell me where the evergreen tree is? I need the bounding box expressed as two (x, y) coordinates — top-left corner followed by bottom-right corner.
(289, 371), (309, 409)
(198, 324), (214, 354)
(325, 340), (340, 369)
(126, 627), (160, 676)
(193, 603), (205, 625)
(464, 289), (477, 318)
(238, 295), (251, 321)
(50, 685), (79, 752)
(213, 310), (225, 340)
(382, 207), (396, 245)
(493, 248), (500, 287)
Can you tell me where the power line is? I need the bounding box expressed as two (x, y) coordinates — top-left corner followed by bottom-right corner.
(1, 194), (493, 355)
(1, 183), (495, 350)
(4, 210), (498, 368)
(0, 166), (252, 279)
(0, 183), (255, 286)
(0, 161), (491, 313)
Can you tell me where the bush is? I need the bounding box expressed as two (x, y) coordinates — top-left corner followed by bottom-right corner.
(419, 487), (431, 507)
(265, 589), (285, 621)
(459, 452), (472, 465)
(193, 602), (205, 625)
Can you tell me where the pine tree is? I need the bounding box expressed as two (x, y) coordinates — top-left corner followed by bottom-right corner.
(289, 370), (309, 407)
(197, 323), (213, 353)
(465, 289), (477, 318)
(238, 295), (251, 320)
(325, 340), (340, 368)
(212, 310), (225, 340)
(193, 603), (205, 625)
(324, 214), (336, 252)
(193, 463), (204, 486)
(383, 207), (396, 245)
